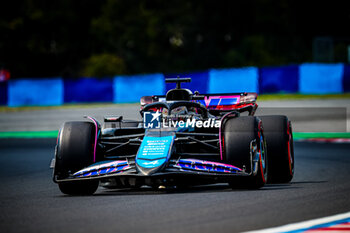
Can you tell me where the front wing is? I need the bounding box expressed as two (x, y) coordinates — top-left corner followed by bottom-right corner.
(54, 158), (252, 183)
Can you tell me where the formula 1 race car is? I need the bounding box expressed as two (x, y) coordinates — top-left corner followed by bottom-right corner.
(52, 78), (294, 195)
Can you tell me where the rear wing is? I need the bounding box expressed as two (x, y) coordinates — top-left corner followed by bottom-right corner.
(140, 92), (258, 115)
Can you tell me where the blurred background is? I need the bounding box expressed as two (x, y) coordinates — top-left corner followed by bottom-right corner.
(1, 0), (350, 133)
(0, 0), (349, 77)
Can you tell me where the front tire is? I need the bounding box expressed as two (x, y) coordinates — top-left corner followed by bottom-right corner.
(223, 116), (267, 189)
(54, 121), (99, 195)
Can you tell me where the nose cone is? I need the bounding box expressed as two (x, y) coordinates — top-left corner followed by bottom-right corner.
(136, 134), (175, 175)
(136, 158), (167, 175)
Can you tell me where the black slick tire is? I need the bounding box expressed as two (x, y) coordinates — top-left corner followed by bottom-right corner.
(259, 115), (294, 183)
(223, 116), (267, 189)
(54, 121), (99, 195)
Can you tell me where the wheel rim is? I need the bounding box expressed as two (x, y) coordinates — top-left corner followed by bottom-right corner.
(258, 122), (267, 183)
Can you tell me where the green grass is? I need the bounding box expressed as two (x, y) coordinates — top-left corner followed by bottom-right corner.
(293, 132), (350, 139)
(0, 131), (59, 138)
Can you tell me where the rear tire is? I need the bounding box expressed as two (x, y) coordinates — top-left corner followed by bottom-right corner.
(259, 115), (294, 183)
(223, 116), (267, 189)
(54, 121), (99, 195)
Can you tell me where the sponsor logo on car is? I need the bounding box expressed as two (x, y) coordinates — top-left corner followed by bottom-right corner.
(143, 111), (220, 129)
(142, 160), (160, 165)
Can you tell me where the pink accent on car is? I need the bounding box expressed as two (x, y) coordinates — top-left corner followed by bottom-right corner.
(180, 158), (242, 171)
(73, 160), (129, 176)
(86, 116), (98, 163)
(203, 95), (241, 108)
(219, 112), (234, 160)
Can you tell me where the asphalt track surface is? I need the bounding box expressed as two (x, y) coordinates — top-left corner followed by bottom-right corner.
(0, 139), (350, 233)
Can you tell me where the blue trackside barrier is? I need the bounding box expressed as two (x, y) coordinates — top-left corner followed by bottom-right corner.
(259, 65), (299, 94)
(165, 71), (209, 94)
(299, 63), (344, 94)
(0, 82), (7, 105)
(343, 65), (350, 93)
(113, 73), (165, 103)
(64, 78), (113, 103)
(1, 63), (350, 106)
(208, 67), (258, 93)
(8, 78), (63, 107)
